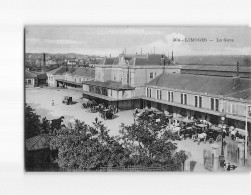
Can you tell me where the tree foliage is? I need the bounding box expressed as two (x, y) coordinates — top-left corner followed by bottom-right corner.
(25, 105), (188, 171)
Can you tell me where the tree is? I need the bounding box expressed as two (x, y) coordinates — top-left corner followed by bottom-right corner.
(49, 120), (131, 170)
(25, 104), (42, 139)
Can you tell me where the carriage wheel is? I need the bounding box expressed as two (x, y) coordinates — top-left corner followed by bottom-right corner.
(208, 138), (214, 144)
(216, 135), (222, 143)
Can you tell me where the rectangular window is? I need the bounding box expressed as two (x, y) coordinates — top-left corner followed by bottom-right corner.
(215, 99), (219, 111)
(211, 98), (214, 110)
(156, 90), (162, 100)
(171, 92), (173, 102)
(149, 88), (152, 98)
(231, 103), (236, 114)
(181, 93), (187, 105)
(28, 79), (31, 84)
(195, 96), (198, 107)
(168, 91), (171, 101)
(150, 72), (153, 79)
(199, 96), (202, 108)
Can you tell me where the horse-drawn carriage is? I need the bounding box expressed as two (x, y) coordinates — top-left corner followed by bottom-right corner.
(62, 96), (73, 105)
(206, 126), (222, 144)
(100, 109), (114, 120)
(179, 118), (196, 139)
(82, 100), (99, 112)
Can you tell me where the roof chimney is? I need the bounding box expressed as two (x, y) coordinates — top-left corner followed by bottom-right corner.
(43, 53), (46, 72)
(161, 54), (165, 66)
(233, 62), (240, 89)
(110, 54), (111, 58)
(236, 62), (239, 76)
(171, 51), (174, 61)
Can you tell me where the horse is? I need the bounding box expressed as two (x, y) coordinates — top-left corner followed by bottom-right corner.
(51, 116), (65, 130)
(192, 132), (207, 145)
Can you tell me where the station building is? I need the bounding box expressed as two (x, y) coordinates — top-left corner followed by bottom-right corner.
(82, 53), (178, 109)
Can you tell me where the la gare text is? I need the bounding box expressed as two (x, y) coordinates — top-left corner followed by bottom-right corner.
(173, 38), (234, 42)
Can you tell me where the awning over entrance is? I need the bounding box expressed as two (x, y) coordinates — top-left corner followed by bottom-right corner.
(56, 79), (83, 87)
(83, 91), (138, 102)
(140, 96), (251, 123)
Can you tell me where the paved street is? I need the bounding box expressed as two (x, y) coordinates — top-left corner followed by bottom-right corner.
(26, 87), (221, 172)
(26, 87), (135, 136)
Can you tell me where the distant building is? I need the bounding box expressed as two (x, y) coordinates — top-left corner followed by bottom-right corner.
(67, 60), (78, 66)
(25, 71), (38, 87)
(25, 70), (48, 87)
(47, 66), (67, 87)
(181, 65), (251, 78)
(56, 67), (95, 88)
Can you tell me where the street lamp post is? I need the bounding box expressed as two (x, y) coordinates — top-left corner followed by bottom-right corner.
(220, 113), (226, 156)
(245, 105), (250, 166)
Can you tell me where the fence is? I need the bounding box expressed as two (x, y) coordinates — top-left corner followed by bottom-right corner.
(26, 163), (183, 172)
(203, 149), (214, 171)
(61, 164), (183, 172)
(227, 142), (239, 164)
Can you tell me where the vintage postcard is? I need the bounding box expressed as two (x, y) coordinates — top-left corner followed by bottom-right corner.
(24, 26), (251, 172)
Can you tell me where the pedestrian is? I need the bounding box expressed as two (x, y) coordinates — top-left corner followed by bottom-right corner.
(113, 106), (116, 114)
(95, 116), (98, 123)
(52, 100), (54, 106)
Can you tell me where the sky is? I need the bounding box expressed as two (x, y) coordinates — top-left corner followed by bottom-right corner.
(25, 26), (251, 56)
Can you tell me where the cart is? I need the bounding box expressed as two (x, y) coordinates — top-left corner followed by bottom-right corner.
(206, 126), (222, 144)
(101, 109), (114, 120)
(62, 96), (73, 105)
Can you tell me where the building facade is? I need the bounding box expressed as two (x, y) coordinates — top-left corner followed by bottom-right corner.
(82, 53), (178, 109)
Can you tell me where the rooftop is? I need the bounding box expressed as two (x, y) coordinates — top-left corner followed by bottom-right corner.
(99, 57), (119, 65)
(147, 73), (251, 100)
(70, 67), (95, 78)
(47, 66), (67, 75)
(83, 80), (134, 90)
(25, 70), (37, 78)
(25, 134), (50, 151)
(181, 65), (251, 73)
(128, 54), (175, 66)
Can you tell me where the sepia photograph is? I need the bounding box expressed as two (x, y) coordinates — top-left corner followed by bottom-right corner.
(24, 26), (251, 172)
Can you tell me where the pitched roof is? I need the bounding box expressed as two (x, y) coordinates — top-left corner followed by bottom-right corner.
(147, 73), (251, 100)
(82, 80), (134, 90)
(71, 67), (95, 78)
(99, 57), (119, 65)
(25, 135), (50, 151)
(25, 70), (37, 78)
(128, 54), (175, 66)
(30, 71), (48, 79)
(64, 67), (76, 74)
(47, 66), (67, 75)
(181, 65), (251, 73)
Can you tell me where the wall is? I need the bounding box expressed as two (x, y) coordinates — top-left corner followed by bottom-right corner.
(144, 86), (227, 117)
(25, 78), (36, 87)
(47, 74), (64, 87)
